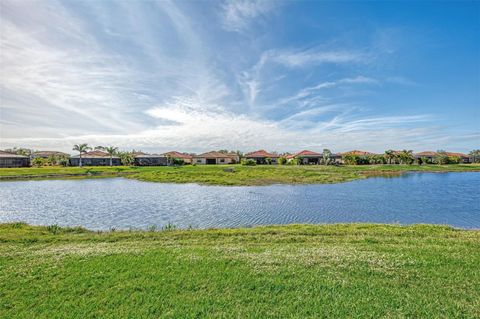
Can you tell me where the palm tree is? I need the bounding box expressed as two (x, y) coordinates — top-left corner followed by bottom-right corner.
(469, 150), (480, 163)
(399, 150), (414, 165)
(73, 144), (91, 167)
(384, 150), (395, 164)
(103, 146), (118, 166)
(94, 146), (105, 151)
(322, 149), (332, 165)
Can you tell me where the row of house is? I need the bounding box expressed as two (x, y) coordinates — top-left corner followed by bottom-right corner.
(0, 149), (474, 168)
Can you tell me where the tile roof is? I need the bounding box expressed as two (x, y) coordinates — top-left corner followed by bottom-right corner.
(414, 151), (437, 157)
(287, 150), (322, 159)
(414, 151), (469, 158)
(339, 150), (374, 156)
(162, 151), (193, 159)
(0, 150), (29, 158)
(195, 151), (232, 158)
(245, 150), (279, 158)
(445, 152), (469, 158)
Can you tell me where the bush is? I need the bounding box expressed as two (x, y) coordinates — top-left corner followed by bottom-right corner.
(242, 159), (256, 166)
(278, 157), (286, 165)
(288, 158), (299, 165)
(32, 157), (46, 167)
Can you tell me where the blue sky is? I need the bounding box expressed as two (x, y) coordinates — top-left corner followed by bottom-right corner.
(0, 0), (478, 153)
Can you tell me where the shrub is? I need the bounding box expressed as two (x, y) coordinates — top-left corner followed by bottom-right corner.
(278, 157), (286, 165)
(242, 159), (256, 166)
(32, 157), (46, 167)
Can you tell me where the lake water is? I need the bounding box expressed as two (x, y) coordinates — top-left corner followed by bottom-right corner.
(0, 172), (479, 230)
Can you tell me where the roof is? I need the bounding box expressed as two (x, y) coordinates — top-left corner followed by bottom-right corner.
(71, 150), (119, 158)
(0, 150), (29, 158)
(286, 150), (322, 159)
(414, 151), (469, 158)
(339, 150), (374, 156)
(445, 152), (469, 158)
(32, 151), (70, 157)
(414, 151), (437, 157)
(195, 151), (232, 158)
(245, 150), (279, 158)
(162, 151), (192, 159)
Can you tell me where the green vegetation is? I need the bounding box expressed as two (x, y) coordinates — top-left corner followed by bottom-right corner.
(0, 164), (479, 185)
(1, 223), (479, 318)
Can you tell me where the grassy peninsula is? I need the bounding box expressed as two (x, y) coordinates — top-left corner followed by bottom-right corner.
(0, 164), (479, 185)
(1, 223), (479, 318)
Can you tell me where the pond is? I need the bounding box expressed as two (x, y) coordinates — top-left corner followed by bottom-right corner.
(0, 172), (479, 230)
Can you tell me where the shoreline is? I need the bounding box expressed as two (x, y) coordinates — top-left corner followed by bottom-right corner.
(0, 164), (479, 186)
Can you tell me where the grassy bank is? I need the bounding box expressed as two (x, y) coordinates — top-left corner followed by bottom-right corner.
(1, 223), (479, 318)
(0, 164), (479, 185)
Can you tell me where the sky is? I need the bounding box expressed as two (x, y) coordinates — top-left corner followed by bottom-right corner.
(0, 0), (479, 154)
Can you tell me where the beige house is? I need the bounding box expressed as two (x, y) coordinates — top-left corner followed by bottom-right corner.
(162, 151), (193, 164)
(193, 151), (235, 165)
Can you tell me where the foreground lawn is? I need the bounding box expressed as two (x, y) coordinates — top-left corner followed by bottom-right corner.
(0, 164), (479, 185)
(0, 223), (479, 318)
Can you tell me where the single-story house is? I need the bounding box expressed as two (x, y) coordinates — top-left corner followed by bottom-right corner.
(414, 151), (471, 163)
(244, 150), (279, 164)
(133, 153), (168, 166)
(162, 151), (193, 164)
(0, 150), (30, 168)
(445, 152), (471, 163)
(225, 152), (240, 164)
(286, 150), (323, 164)
(414, 151), (437, 163)
(286, 150), (342, 164)
(193, 151), (235, 165)
(69, 150), (121, 166)
(31, 151), (70, 159)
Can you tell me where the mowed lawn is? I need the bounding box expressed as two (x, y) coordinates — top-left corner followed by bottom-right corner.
(1, 223), (479, 318)
(0, 164), (479, 185)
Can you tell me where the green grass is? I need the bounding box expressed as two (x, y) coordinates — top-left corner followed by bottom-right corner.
(0, 164), (479, 185)
(1, 223), (479, 318)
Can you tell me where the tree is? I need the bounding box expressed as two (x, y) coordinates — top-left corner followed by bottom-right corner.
(118, 151), (134, 166)
(103, 146), (118, 166)
(343, 154), (359, 165)
(469, 150), (480, 163)
(94, 146), (105, 151)
(434, 150), (448, 165)
(72, 144), (91, 167)
(32, 157), (45, 167)
(398, 150), (414, 165)
(384, 150), (395, 164)
(322, 149), (332, 165)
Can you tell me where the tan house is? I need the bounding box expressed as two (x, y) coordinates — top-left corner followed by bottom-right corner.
(244, 150), (279, 164)
(162, 151), (193, 164)
(414, 151), (471, 163)
(193, 151), (235, 165)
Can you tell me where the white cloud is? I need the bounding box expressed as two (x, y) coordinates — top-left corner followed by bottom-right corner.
(264, 48), (367, 68)
(220, 0), (276, 32)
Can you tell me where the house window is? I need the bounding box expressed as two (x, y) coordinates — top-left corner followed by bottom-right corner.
(197, 159), (202, 163)
(220, 159), (225, 163)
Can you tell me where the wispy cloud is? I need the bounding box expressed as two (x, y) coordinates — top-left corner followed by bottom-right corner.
(220, 0), (276, 32)
(263, 48), (367, 68)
